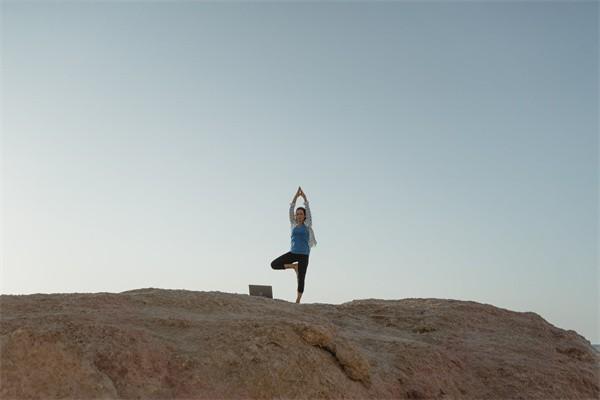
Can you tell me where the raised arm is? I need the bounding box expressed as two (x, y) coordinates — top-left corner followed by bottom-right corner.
(303, 200), (312, 227)
(289, 198), (296, 226)
(289, 187), (301, 226)
(299, 188), (312, 227)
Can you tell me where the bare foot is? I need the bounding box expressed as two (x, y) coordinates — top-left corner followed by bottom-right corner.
(284, 263), (299, 276)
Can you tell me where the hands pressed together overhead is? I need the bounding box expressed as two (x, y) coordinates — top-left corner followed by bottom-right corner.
(294, 186), (307, 202)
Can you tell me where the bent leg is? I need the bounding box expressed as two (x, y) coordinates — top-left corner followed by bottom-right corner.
(270, 252), (295, 270)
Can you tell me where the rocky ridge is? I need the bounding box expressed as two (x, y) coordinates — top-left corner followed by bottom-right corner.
(1, 288), (598, 399)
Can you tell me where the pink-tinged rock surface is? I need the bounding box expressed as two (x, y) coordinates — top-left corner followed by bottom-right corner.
(1, 288), (598, 399)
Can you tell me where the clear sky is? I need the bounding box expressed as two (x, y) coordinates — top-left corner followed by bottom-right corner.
(1, 1), (598, 343)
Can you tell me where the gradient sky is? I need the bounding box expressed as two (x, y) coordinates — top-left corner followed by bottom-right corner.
(1, 1), (598, 343)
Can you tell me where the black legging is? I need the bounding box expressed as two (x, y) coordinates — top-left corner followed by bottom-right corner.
(270, 251), (309, 293)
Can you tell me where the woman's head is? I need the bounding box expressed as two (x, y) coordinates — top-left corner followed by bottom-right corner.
(295, 207), (306, 224)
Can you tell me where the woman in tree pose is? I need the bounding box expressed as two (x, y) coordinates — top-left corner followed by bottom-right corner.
(270, 186), (317, 303)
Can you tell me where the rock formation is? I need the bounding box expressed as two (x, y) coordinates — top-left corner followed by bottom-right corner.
(1, 288), (598, 399)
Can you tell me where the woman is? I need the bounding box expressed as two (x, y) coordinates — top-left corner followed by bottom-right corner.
(270, 186), (317, 303)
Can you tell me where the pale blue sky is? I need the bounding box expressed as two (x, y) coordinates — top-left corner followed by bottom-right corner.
(1, 1), (598, 343)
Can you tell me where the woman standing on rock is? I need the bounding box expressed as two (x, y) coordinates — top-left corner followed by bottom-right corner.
(270, 186), (317, 304)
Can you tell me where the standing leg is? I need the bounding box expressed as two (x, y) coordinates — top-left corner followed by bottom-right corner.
(295, 255), (309, 303)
